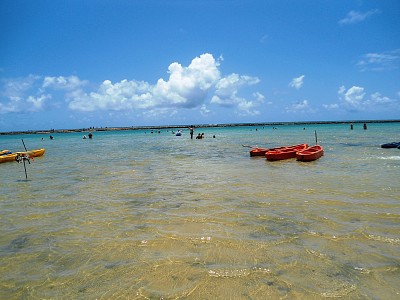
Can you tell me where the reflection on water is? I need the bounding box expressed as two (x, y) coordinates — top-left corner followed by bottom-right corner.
(1, 124), (399, 299)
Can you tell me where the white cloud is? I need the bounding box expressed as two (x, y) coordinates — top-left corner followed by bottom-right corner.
(367, 92), (399, 110)
(2, 74), (40, 98)
(253, 92), (265, 102)
(0, 96), (21, 113)
(210, 73), (262, 115)
(68, 79), (154, 111)
(285, 99), (311, 113)
(200, 104), (210, 116)
(211, 74), (260, 106)
(141, 107), (178, 119)
(0, 53), (264, 118)
(68, 53), (224, 112)
(331, 85), (399, 112)
(289, 75), (305, 89)
(339, 9), (380, 25)
(26, 94), (52, 111)
(237, 100), (261, 116)
(42, 75), (87, 90)
(323, 103), (339, 110)
(0, 75), (49, 113)
(152, 53), (221, 108)
(358, 49), (400, 71)
(338, 85), (365, 111)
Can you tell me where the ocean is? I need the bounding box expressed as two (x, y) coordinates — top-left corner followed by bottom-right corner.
(1, 122), (399, 299)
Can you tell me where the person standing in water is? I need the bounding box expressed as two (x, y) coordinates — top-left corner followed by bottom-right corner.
(189, 126), (194, 139)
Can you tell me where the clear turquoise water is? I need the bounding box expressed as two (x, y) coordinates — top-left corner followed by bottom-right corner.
(1, 123), (399, 299)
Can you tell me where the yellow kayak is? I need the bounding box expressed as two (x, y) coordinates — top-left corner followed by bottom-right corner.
(0, 148), (45, 163)
(0, 149), (11, 155)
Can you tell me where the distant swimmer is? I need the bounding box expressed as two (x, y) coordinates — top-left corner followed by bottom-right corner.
(83, 135), (87, 139)
(88, 132), (93, 139)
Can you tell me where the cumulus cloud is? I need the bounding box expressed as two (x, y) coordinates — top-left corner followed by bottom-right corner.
(358, 49), (400, 71)
(0, 53), (264, 118)
(339, 9), (380, 25)
(210, 73), (262, 115)
(152, 53), (221, 108)
(326, 85), (400, 112)
(289, 75), (305, 89)
(67, 53), (223, 112)
(211, 74), (259, 106)
(338, 85), (366, 111)
(68, 79), (154, 111)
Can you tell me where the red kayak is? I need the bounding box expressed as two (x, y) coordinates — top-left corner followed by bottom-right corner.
(251, 144), (302, 157)
(266, 144), (308, 161)
(296, 145), (324, 162)
(250, 147), (269, 157)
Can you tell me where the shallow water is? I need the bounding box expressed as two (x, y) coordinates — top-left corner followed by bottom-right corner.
(1, 123), (399, 299)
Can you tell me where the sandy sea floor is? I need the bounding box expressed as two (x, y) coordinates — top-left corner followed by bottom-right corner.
(1, 123), (399, 299)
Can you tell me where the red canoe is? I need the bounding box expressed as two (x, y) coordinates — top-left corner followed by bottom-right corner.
(266, 144), (308, 161)
(296, 145), (324, 162)
(251, 144), (303, 157)
(250, 147), (269, 157)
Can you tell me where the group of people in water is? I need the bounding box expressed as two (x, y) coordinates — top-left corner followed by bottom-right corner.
(82, 132), (93, 139)
(189, 126), (215, 139)
(350, 123), (368, 130)
(44, 133), (93, 140)
(46, 127), (219, 140)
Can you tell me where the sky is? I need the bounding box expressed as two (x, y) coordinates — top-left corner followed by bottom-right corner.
(1, 0), (399, 131)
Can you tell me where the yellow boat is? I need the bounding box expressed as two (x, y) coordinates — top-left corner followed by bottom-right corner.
(0, 148), (45, 163)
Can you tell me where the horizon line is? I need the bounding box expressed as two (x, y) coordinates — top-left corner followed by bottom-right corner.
(1, 119), (399, 135)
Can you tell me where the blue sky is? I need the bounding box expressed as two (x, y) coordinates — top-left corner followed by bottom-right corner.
(1, 0), (399, 131)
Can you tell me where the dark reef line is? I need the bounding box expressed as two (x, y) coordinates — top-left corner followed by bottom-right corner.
(1, 119), (399, 135)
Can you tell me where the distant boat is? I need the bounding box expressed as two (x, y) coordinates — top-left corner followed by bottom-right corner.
(381, 142), (400, 148)
(265, 144), (308, 161)
(296, 145), (324, 162)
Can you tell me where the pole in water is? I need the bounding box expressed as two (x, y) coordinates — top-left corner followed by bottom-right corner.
(21, 139), (29, 180)
(22, 139), (28, 151)
(23, 159), (28, 180)
(315, 130), (318, 145)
